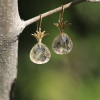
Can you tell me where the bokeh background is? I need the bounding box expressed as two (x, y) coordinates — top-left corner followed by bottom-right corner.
(16, 0), (100, 100)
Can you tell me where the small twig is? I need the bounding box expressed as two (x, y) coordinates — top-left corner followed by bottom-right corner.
(24, 0), (100, 27)
(87, 0), (100, 2)
(24, 0), (87, 27)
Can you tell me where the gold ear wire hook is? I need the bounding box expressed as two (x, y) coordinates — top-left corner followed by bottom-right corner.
(37, 21), (38, 31)
(39, 14), (42, 30)
(61, 5), (64, 21)
(59, 11), (61, 23)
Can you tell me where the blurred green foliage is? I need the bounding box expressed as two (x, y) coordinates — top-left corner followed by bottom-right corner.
(16, 0), (100, 100)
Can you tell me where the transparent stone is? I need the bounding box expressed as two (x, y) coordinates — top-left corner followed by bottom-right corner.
(30, 43), (51, 64)
(52, 32), (73, 55)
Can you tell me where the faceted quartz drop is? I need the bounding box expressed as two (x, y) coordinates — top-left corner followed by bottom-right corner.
(52, 32), (73, 55)
(30, 43), (51, 64)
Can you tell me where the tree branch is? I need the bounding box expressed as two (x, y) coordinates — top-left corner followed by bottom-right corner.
(24, 0), (87, 27)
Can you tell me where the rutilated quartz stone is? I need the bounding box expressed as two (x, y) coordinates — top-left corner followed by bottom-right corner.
(52, 32), (73, 55)
(30, 43), (51, 64)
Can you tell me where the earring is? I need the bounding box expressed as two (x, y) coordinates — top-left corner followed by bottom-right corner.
(52, 5), (73, 55)
(30, 15), (51, 64)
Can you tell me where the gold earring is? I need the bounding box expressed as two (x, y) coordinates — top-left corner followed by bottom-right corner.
(30, 14), (51, 64)
(52, 5), (73, 55)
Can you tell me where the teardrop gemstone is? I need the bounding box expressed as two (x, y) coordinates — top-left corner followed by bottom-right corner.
(52, 32), (73, 55)
(30, 43), (51, 64)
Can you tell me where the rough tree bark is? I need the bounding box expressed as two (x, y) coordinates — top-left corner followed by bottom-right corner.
(0, 0), (99, 100)
(0, 0), (24, 100)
